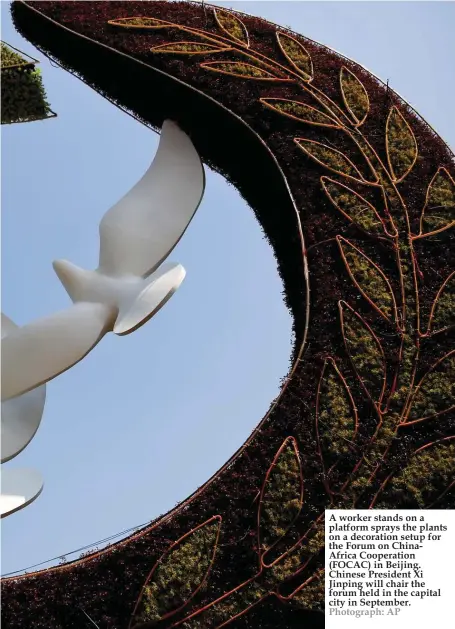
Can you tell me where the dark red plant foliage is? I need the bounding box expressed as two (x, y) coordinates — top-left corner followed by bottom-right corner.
(3, 2), (454, 629)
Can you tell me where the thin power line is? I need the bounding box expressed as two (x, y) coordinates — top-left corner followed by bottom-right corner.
(1, 519), (151, 578)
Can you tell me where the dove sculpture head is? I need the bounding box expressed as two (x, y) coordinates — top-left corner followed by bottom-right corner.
(1, 120), (205, 401)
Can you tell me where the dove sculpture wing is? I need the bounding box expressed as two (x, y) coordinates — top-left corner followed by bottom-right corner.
(1, 314), (46, 461)
(2, 120), (204, 401)
(98, 119), (205, 278)
(0, 467), (44, 518)
(1, 303), (113, 401)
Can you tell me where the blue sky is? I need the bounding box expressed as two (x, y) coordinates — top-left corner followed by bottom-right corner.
(1, 1), (454, 576)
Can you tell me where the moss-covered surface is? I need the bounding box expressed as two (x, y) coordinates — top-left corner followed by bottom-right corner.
(260, 439), (302, 550)
(108, 17), (167, 28)
(261, 98), (338, 127)
(277, 32), (312, 81)
(322, 177), (384, 235)
(421, 167), (455, 233)
(340, 66), (369, 124)
(295, 138), (362, 180)
(3, 2), (454, 628)
(377, 440), (455, 508)
(151, 42), (227, 54)
(339, 238), (395, 321)
(341, 303), (385, 402)
(407, 352), (455, 421)
(214, 8), (248, 45)
(431, 272), (455, 331)
(317, 360), (356, 457)
(132, 519), (220, 625)
(386, 106), (418, 181)
(200, 61), (277, 79)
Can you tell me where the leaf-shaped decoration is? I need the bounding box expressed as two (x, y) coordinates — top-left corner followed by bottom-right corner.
(258, 437), (303, 553)
(316, 359), (358, 459)
(321, 177), (389, 236)
(150, 42), (230, 55)
(261, 98), (339, 128)
(419, 168), (455, 237)
(428, 271), (455, 334)
(276, 32), (313, 81)
(108, 17), (172, 29)
(339, 66), (369, 126)
(405, 350), (455, 424)
(375, 438), (455, 508)
(200, 61), (286, 81)
(339, 301), (386, 405)
(337, 237), (397, 324)
(214, 8), (249, 46)
(130, 516), (221, 627)
(386, 106), (418, 182)
(294, 139), (365, 183)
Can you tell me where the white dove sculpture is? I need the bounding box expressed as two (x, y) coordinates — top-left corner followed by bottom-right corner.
(1, 313), (46, 517)
(1, 120), (205, 402)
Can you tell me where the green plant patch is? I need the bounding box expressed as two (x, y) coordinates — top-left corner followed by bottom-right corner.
(133, 520), (220, 624)
(341, 305), (385, 402)
(341, 241), (394, 320)
(432, 274), (455, 331)
(293, 575), (324, 611)
(340, 67), (369, 124)
(318, 361), (356, 457)
(1, 65), (52, 124)
(214, 9), (247, 45)
(322, 178), (384, 234)
(1, 42), (29, 68)
(377, 440), (455, 508)
(201, 61), (276, 79)
(277, 32), (312, 80)
(262, 98), (337, 127)
(408, 352), (455, 421)
(151, 42), (226, 54)
(422, 168), (455, 232)
(260, 440), (302, 550)
(386, 107), (417, 181)
(295, 139), (361, 180)
(109, 17), (166, 28)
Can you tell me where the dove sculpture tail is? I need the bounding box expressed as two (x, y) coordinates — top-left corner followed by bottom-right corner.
(52, 259), (186, 336)
(1, 119), (205, 401)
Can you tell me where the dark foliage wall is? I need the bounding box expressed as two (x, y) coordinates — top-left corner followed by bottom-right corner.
(3, 3), (454, 629)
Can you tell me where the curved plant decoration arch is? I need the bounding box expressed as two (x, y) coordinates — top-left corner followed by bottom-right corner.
(3, 2), (454, 628)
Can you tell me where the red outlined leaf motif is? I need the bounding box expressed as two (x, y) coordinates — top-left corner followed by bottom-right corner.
(371, 437), (455, 508)
(260, 98), (340, 128)
(386, 106), (418, 182)
(321, 177), (394, 237)
(294, 139), (367, 184)
(426, 271), (455, 335)
(417, 167), (455, 238)
(403, 350), (455, 425)
(276, 32), (313, 81)
(337, 237), (398, 325)
(129, 516), (221, 627)
(150, 42), (231, 55)
(339, 301), (387, 407)
(258, 437), (303, 561)
(200, 61), (287, 81)
(214, 8), (249, 47)
(316, 358), (358, 489)
(339, 66), (369, 126)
